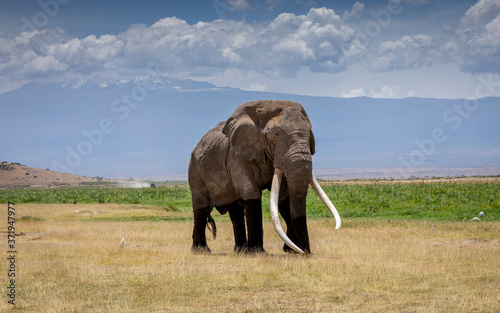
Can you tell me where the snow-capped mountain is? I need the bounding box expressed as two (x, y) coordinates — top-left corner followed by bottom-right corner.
(61, 76), (223, 92)
(1, 77), (499, 179)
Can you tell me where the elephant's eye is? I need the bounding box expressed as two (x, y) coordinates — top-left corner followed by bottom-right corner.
(270, 129), (281, 140)
(265, 128), (280, 141)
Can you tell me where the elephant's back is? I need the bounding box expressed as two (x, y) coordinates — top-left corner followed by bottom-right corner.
(190, 121), (228, 162)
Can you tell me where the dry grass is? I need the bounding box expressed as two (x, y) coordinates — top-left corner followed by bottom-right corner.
(1, 203), (499, 312)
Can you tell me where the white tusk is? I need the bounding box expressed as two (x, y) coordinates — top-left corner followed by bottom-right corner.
(270, 168), (305, 254)
(310, 175), (341, 230)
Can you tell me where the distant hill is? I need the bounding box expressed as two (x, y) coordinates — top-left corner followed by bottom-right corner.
(1, 76), (499, 179)
(0, 162), (113, 188)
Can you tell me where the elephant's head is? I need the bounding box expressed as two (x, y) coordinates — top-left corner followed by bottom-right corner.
(222, 100), (341, 254)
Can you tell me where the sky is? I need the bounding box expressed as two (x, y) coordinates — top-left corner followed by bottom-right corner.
(1, 0), (500, 99)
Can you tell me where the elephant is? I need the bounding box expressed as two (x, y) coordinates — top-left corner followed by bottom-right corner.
(188, 100), (341, 255)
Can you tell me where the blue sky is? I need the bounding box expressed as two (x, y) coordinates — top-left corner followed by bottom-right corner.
(1, 0), (500, 99)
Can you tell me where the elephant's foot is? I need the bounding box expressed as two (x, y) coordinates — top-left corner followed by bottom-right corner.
(234, 243), (248, 254)
(191, 244), (211, 255)
(246, 246), (268, 255)
(234, 244), (267, 255)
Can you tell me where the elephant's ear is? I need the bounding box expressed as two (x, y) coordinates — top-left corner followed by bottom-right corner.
(310, 129), (316, 155)
(222, 115), (266, 163)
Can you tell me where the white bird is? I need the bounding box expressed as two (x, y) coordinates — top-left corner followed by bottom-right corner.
(120, 234), (125, 248)
(431, 225), (434, 231)
(470, 217), (481, 221)
(479, 211), (484, 217)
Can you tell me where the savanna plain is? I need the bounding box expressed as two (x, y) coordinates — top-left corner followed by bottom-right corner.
(1, 180), (499, 312)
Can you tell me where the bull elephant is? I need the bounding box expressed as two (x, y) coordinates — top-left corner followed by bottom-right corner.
(189, 100), (341, 255)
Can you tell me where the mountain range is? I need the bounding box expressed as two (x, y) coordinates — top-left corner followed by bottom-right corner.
(1, 76), (499, 180)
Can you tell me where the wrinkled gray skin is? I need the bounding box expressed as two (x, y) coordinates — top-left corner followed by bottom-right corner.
(189, 100), (315, 254)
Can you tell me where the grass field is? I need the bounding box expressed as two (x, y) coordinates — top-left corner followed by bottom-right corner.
(1, 181), (499, 312)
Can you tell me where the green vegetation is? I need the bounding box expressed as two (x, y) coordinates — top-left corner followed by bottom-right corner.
(18, 215), (45, 222)
(304, 182), (500, 221)
(91, 215), (192, 222)
(0, 186), (192, 209)
(1, 181), (499, 221)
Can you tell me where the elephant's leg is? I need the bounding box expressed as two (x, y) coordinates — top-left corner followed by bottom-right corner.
(278, 197), (300, 253)
(245, 198), (266, 253)
(228, 203), (247, 253)
(192, 206), (213, 254)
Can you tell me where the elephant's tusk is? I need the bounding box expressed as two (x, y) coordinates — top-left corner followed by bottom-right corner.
(270, 169), (305, 254)
(310, 175), (341, 230)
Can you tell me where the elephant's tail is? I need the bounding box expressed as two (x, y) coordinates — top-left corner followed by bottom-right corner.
(206, 215), (217, 240)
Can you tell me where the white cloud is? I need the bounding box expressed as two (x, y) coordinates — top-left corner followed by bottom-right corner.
(405, 89), (416, 97)
(0, 7), (363, 84)
(265, 8), (364, 73)
(367, 0), (500, 74)
(458, 0), (500, 73)
(0, 28), (127, 79)
(340, 88), (366, 98)
(1, 0), (500, 95)
(370, 34), (442, 72)
(23, 55), (68, 73)
(340, 85), (416, 99)
(371, 85), (400, 98)
(248, 83), (267, 91)
(460, 0), (500, 32)
(343, 2), (365, 21)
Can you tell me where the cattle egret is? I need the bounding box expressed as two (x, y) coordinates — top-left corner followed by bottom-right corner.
(470, 217), (481, 221)
(120, 234), (125, 248)
(431, 225), (434, 231)
(479, 211), (484, 217)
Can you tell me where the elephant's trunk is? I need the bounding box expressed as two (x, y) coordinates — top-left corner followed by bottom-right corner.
(270, 146), (313, 253)
(269, 137), (341, 254)
(269, 169), (342, 254)
(285, 159), (312, 254)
